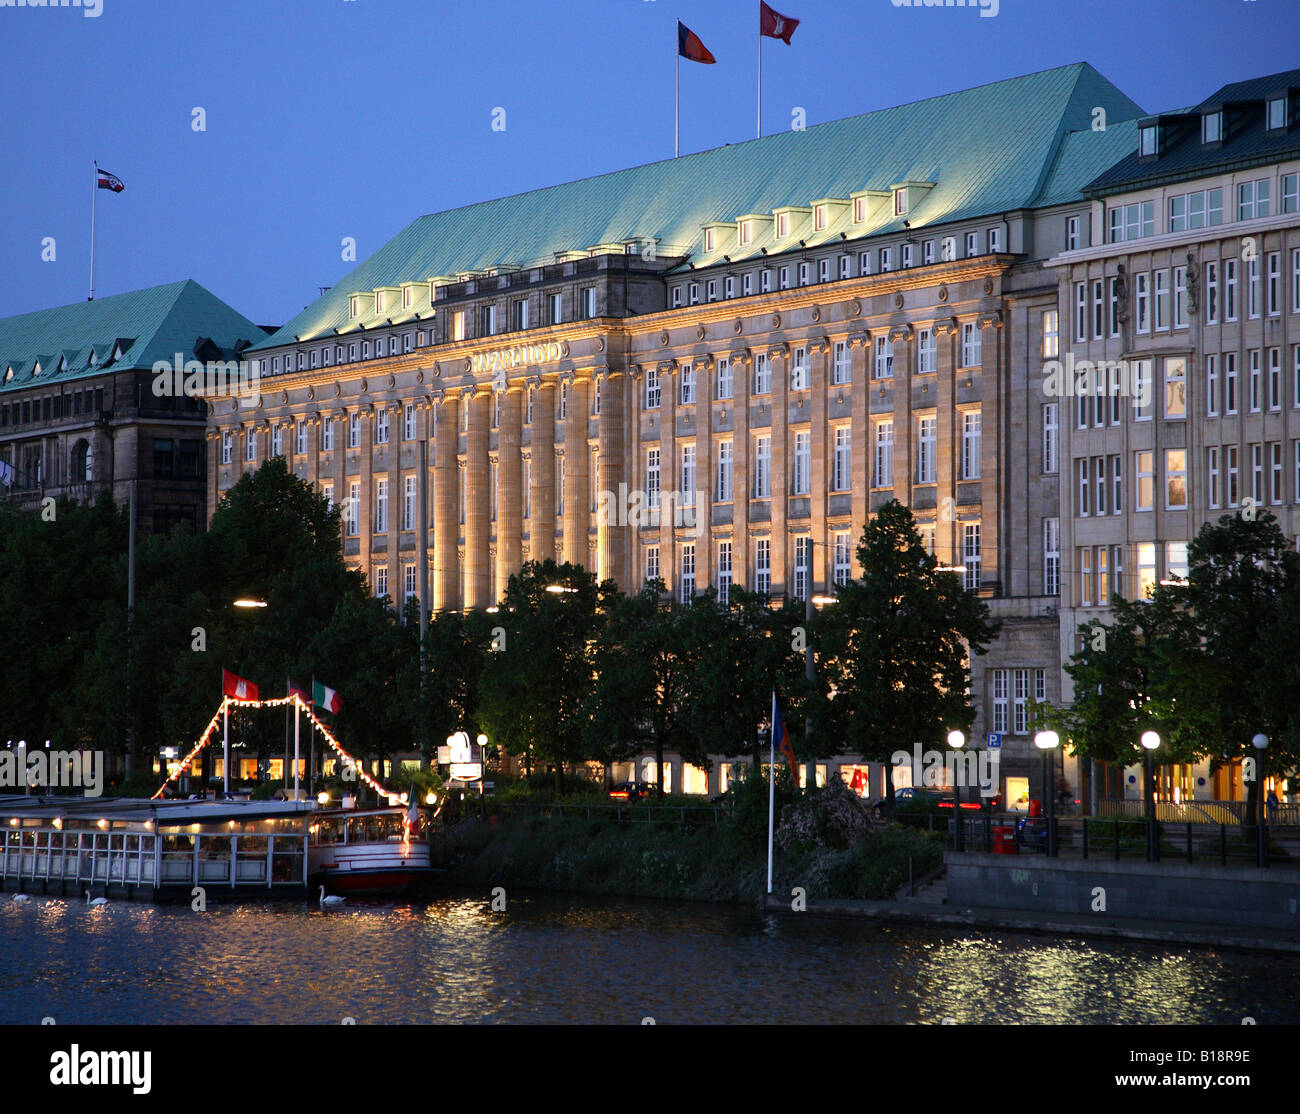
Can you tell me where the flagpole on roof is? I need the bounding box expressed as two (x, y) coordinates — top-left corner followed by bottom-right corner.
(756, 7), (762, 139)
(89, 161), (97, 302)
(674, 37), (680, 158)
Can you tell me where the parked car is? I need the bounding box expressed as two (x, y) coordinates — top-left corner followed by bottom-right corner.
(873, 786), (1000, 819)
(609, 782), (654, 802)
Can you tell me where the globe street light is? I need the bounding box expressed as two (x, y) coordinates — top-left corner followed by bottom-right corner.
(947, 730), (966, 851)
(1252, 733), (1269, 868)
(1035, 730), (1060, 857)
(1140, 730), (1160, 862)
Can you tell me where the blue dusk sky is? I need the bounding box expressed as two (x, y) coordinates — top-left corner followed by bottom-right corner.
(0, 0), (1295, 328)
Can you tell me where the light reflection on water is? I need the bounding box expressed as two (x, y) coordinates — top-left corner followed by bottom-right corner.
(0, 892), (1294, 1025)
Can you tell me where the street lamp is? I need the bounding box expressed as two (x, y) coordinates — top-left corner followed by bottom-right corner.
(802, 593), (839, 793)
(947, 729), (966, 851)
(232, 598), (268, 608)
(1140, 730), (1160, 862)
(545, 584), (577, 594)
(1034, 730), (1060, 856)
(1252, 733), (1269, 868)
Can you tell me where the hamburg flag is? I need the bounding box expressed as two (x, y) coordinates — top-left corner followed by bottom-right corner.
(288, 679), (310, 705)
(772, 696), (798, 781)
(677, 21), (716, 64)
(222, 669), (258, 702)
(313, 681), (343, 715)
(96, 169), (124, 193)
(760, 2), (799, 44)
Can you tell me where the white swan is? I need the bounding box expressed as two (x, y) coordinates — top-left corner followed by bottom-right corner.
(318, 885), (346, 908)
(85, 891), (108, 906)
(13, 894), (30, 904)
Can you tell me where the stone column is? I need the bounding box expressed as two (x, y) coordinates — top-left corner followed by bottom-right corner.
(433, 391), (459, 611)
(596, 369), (626, 585)
(808, 338), (830, 593)
(935, 316), (959, 564)
(529, 379), (556, 563)
(694, 356), (713, 595)
(769, 344), (789, 595)
(848, 332), (870, 576)
(497, 386), (523, 595)
(358, 403), (373, 575)
(331, 410), (346, 554)
(978, 311), (1004, 593)
(889, 326), (912, 521)
(563, 374), (590, 569)
(464, 387), (491, 609)
(730, 350), (751, 590)
(660, 360), (678, 596)
(205, 428), (220, 524)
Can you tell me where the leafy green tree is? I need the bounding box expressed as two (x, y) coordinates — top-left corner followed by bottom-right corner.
(477, 560), (615, 793)
(816, 500), (999, 806)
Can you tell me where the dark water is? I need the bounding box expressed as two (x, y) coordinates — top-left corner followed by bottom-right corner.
(0, 891), (1295, 1025)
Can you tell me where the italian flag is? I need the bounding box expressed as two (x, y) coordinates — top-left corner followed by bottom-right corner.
(313, 681), (343, 715)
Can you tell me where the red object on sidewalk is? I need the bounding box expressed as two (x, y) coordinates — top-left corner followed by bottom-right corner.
(1028, 798), (1042, 817)
(992, 825), (1017, 854)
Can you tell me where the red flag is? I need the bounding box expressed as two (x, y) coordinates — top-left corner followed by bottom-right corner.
(677, 21), (716, 64)
(96, 168), (125, 193)
(760, 2), (799, 44)
(222, 669), (258, 702)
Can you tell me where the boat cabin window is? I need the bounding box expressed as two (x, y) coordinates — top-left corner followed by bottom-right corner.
(315, 818), (344, 845)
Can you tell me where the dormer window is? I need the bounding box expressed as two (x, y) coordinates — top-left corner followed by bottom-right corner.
(1267, 96), (1287, 131)
(1139, 125), (1158, 157)
(739, 220), (752, 246)
(893, 188), (907, 216)
(853, 196), (867, 223)
(350, 296), (361, 318)
(376, 291), (386, 314)
(1202, 111), (1222, 144)
(403, 287), (413, 309)
(814, 204), (827, 231)
(776, 212), (789, 238)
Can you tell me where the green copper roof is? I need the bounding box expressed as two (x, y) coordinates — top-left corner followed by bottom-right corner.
(254, 62), (1144, 351)
(0, 280), (267, 393)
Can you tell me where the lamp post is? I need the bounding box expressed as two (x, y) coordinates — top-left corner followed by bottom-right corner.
(1140, 730), (1160, 862)
(803, 593), (838, 793)
(947, 729), (966, 851)
(1034, 730), (1060, 856)
(1252, 733), (1269, 868)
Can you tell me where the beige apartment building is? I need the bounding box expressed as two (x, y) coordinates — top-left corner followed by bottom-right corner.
(213, 63), (1157, 802)
(1051, 69), (1300, 805)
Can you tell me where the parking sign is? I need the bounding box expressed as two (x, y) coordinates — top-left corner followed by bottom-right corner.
(986, 733), (1002, 749)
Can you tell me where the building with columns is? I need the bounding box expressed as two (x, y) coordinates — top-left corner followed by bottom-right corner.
(220, 63), (1153, 802)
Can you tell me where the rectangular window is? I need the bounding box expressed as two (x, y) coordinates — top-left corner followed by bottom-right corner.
(991, 670), (1009, 734)
(1108, 200), (1154, 242)
(321, 419), (334, 452)
(403, 475), (416, 530)
(792, 537), (811, 601)
(376, 409), (389, 445)
(1208, 447), (1220, 509)
(646, 448), (661, 508)
(1270, 442), (1283, 504)
(742, 273), (753, 296)
(1094, 456), (1108, 515)
(832, 427), (852, 492)
(1164, 357), (1186, 418)
(1225, 259), (1237, 321)
(645, 545), (659, 583)
(1250, 349), (1262, 412)
(1284, 172), (1300, 212)
(1066, 216), (1081, 251)
(832, 341), (850, 385)
(1042, 310), (1059, 358)
(754, 538), (771, 593)
(1112, 454), (1125, 513)
(375, 565), (388, 601)
(245, 429), (257, 462)
(724, 277), (735, 299)
(1225, 353), (1238, 414)
(1173, 266), (1187, 328)
(374, 479), (388, 533)
(1267, 252), (1281, 316)
(583, 288), (597, 318)
(716, 357), (733, 401)
(797, 263), (810, 287)
(1248, 257), (1260, 319)
(1135, 451), (1154, 511)
(1294, 251), (1300, 313)
(1012, 669), (1032, 734)
(960, 322), (981, 368)
(1042, 404), (1058, 474)
(1133, 359), (1153, 421)
(792, 431), (811, 495)
(917, 328), (935, 375)
(346, 482), (360, 536)
(874, 335), (893, 379)
(559, 382), (568, 420)
(1097, 547), (1110, 607)
(962, 523), (981, 591)
(717, 540), (732, 606)
(1251, 443), (1263, 504)
(645, 366), (661, 409)
(960, 410), (981, 480)
(348, 413), (361, 449)
(269, 426), (283, 459)
(1077, 458), (1090, 517)
(679, 543), (695, 602)
(716, 439), (733, 502)
(1227, 445), (1240, 506)
(1135, 271), (1150, 333)
(779, 266), (791, 290)
(1238, 178), (1271, 221)
(557, 454), (564, 516)
(753, 435), (771, 498)
(511, 299), (529, 331)
(879, 248), (892, 273)
(1154, 269), (1169, 331)
(965, 231), (979, 258)
(790, 346), (809, 391)
(681, 443), (696, 504)
(1206, 355), (1219, 417)
(706, 279), (717, 303)
(760, 269), (772, 293)
(1268, 348), (1281, 410)
(859, 253), (871, 276)
(1165, 449), (1187, 509)
(1074, 282), (1087, 341)
(923, 240), (935, 264)
(833, 531), (852, 587)
(403, 404), (417, 441)
(679, 364), (695, 405)
(917, 417), (936, 484)
(1205, 261), (1219, 324)
(872, 421), (893, 488)
(1092, 279), (1104, 339)
(1044, 517), (1060, 596)
(901, 244), (913, 269)
(295, 420), (307, 455)
(1137, 543), (1156, 600)
(754, 353), (771, 395)
(1078, 546), (1093, 606)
